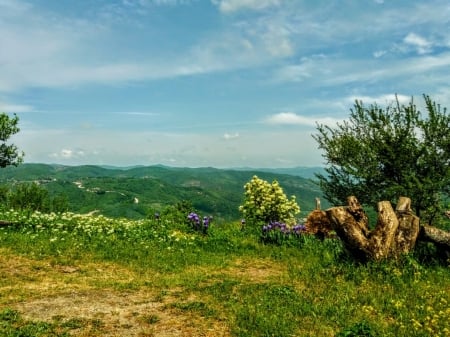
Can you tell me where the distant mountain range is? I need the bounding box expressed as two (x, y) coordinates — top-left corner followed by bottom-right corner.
(232, 166), (326, 179)
(0, 164), (328, 221)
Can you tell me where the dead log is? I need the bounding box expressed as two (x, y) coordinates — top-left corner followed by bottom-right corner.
(419, 225), (450, 247)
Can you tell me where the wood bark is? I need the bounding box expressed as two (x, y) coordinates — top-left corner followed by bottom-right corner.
(325, 196), (425, 261)
(419, 225), (450, 247)
(391, 196), (420, 255)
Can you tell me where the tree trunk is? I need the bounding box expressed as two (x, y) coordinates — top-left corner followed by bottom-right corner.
(326, 196), (423, 261)
(391, 196), (420, 255)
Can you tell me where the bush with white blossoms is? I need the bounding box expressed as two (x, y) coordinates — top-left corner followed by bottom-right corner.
(239, 176), (300, 229)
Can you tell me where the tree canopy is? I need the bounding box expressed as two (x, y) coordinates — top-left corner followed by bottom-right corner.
(313, 95), (449, 225)
(0, 113), (24, 168)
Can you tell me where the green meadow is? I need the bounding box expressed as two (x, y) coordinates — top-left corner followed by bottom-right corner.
(0, 208), (449, 337)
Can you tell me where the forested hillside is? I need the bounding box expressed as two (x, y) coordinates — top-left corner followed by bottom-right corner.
(0, 164), (328, 220)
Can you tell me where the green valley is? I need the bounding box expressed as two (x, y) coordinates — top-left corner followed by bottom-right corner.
(0, 164), (328, 221)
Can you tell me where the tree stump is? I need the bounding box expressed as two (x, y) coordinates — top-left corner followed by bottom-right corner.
(391, 197), (420, 255)
(326, 196), (420, 261)
(304, 197), (333, 239)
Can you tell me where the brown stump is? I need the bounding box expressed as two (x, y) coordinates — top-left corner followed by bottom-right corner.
(326, 196), (421, 261)
(304, 198), (333, 238)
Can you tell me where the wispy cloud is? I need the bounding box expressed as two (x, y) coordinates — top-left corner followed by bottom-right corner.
(265, 112), (341, 127)
(223, 132), (239, 140)
(346, 94), (411, 105)
(214, 0), (280, 13)
(0, 102), (34, 113)
(0, 0), (294, 93)
(403, 33), (433, 54)
(51, 149), (86, 160)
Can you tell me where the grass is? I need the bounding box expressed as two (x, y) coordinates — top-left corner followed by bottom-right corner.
(0, 209), (449, 336)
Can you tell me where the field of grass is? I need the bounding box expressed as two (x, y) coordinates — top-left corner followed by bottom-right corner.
(0, 209), (449, 336)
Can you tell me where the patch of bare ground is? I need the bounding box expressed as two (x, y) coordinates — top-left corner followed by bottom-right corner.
(14, 290), (229, 337)
(0, 250), (231, 336)
(1, 250), (290, 336)
(222, 257), (287, 282)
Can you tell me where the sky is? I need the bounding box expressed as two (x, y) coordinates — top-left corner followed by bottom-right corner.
(0, 0), (449, 168)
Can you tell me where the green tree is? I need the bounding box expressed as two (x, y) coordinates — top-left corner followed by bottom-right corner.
(239, 175), (300, 228)
(313, 94), (449, 225)
(8, 182), (50, 213)
(0, 113), (24, 168)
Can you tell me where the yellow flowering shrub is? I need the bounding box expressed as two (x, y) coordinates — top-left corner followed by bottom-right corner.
(239, 175), (300, 227)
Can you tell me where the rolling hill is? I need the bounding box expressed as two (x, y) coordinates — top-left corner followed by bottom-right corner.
(0, 164), (328, 221)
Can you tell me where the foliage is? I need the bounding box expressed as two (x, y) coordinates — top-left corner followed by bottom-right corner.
(336, 320), (380, 337)
(3, 182), (69, 213)
(239, 175), (300, 228)
(314, 94), (450, 224)
(0, 113), (24, 168)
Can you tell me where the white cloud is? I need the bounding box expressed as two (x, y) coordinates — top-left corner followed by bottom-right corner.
(0, 0), (293, 93)
(265, 112), (340, 127)
(403, 33), (433, 54)
(51, 149), (86, 160)
(223, 132), (239, 140)
(373, 50), (387, 58)
(0, 102), (34, 113)
(215, 0), (280, 13)
(347, 94), (411, 105)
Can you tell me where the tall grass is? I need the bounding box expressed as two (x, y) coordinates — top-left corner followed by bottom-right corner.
(0, 208), (449, 336)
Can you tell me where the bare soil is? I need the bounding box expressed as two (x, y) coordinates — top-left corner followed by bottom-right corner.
(0, 249), (283, 336)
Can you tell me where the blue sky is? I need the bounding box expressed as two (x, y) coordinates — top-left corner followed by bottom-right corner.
(1, 0), (449, 168)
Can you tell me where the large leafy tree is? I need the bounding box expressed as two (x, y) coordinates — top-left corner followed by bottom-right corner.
(0, 113), (24, 168)
(313, 95), (449, 225)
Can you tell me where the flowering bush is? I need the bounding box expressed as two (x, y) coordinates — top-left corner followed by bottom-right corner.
(187, 212), (212, 234)
(239, 176), (300, 228)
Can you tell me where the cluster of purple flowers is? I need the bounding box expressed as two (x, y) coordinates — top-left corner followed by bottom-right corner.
(262, 222), (306, 235)
(187, 212), (212, 234)
(261, 221), (307, 245)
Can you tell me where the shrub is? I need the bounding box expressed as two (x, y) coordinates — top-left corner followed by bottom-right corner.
(239, 175), (300, 229)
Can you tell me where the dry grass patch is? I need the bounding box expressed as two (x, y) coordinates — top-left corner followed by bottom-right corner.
(0, 249), (231, 336)
(223, 257), (287, 282)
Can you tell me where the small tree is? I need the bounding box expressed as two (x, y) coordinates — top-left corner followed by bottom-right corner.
(8, 182), (50, 213)
(313, 94), (449, 225)
(0, 113), (24, 168)
(239, 175), (300, 228)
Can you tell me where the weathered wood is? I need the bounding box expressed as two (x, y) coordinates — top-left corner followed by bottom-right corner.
(396, 196), (412, 213)
(419, 225), (450, 246)
(346, 196), (370, 236)
(304, 209), (331, 238)
(392, 197), (420, 254)
(368, 201), (399, 260)
(326, 196), (425, 261)
(326, 203), (371, 259)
